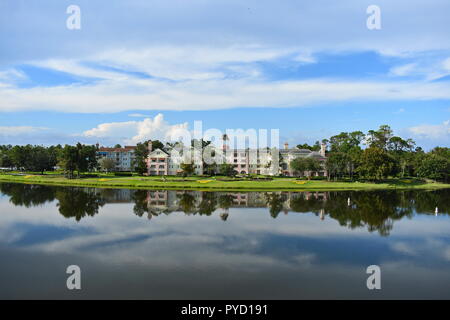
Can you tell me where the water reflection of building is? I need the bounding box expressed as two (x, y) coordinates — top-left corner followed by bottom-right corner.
(98, 189), (134, 203)
(141, 190), (330, 219)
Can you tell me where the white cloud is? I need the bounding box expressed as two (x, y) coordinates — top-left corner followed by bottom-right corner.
(0, 126), (61, 145)
(389, 63), (417, 77)
(92, 45), (291, 81)
(128, 113), (150, 118)
(408, 120), (450, 140)
(443, 58), (450, 71)
(2, 75), (450, 113)
(0, 68), (27, 88)
(82, 113), (189, 145)
(388, 56), (450, 81)
(391, 242), (418, 256)
(32, 59), (129, 81)
(0, 126), (48, 136)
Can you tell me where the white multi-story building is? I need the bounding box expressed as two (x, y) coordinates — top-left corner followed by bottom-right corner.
(146, 141), (203, 176)
(96, 145), (136, 171)
(145, 140), (327, 176)
(279, 142), (327, 177)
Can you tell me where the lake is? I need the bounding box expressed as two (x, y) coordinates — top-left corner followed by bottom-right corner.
(0, 183), (449, 299)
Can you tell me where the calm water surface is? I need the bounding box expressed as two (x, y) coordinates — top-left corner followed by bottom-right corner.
(0, 183), (449, 299)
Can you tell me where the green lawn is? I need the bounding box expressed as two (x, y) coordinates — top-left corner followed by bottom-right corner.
(0, 172), (448, 191)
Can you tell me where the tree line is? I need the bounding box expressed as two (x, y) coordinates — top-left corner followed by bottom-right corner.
(0, 143), (97, 178)
(294, 125), (449, 182)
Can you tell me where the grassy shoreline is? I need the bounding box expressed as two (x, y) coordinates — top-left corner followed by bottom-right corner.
(0, 173), (449, 191)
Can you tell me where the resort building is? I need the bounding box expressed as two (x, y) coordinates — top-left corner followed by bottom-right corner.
(96, 145), (136, 171)
(279, 142), (327, 177)
(146, 141), (203, 176)
(145, 140), (327, 176)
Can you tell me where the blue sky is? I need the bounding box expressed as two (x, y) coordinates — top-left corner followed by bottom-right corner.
(0, 0), (449, 149)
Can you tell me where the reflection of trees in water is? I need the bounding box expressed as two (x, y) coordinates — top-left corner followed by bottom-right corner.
(218, 194), (234, 210)
(413, 190), (450, 215)
(218, 194), (234, 220)
(198, 192), (217, 216)
(131, 189), (148, 218)
(290, 194), (324, 213)
(0, 183), (105, 221)
(0, 183), (56, 207)
(177, 193), (197, 215)
(132, 190), (170, 219)
(288, 190), (450, 236)
(1, 183), (449, 234)
(264, 193), (288, 219)
(56, 187), (106, 222)
(326, 191), (412, 236)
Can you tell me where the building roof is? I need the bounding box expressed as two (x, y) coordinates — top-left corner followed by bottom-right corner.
(98, 146), (136, 152)
(148, 148), (169, 157)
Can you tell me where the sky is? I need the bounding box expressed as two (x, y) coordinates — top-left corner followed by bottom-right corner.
(0, 0), (449, 150)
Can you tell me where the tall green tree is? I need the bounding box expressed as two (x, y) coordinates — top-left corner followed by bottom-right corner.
(296, 142), (320, 151)
(366, 125), (394, 150)
(290, 157), (322, 179)
(431, 147), (450, 159)
(417, 154), (450, 182)
(27, 146), (53, 174)
(219, 163), (237, 176)
(329, 131), (365, 153)
(180, 163), (195, 177)
(9, 145), (30, 170)
(326, 152), (352, 181)
(98, 157), (115, 173)
(357, 147), (396, 180)
(58, 145), (79, 178)
(0, 145), (13, 168)
(76, 143), (97, 173)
